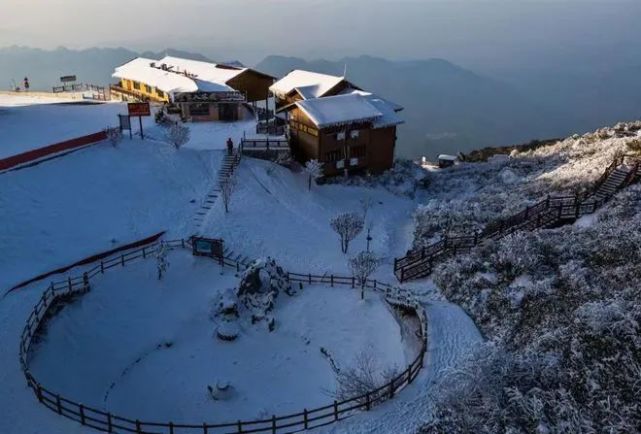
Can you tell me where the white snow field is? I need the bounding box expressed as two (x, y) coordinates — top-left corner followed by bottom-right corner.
(198, 158), (418, 279)
(0, 99), (126, 158)
(0, 137), (221, 290)
(28, 249), (413, 423)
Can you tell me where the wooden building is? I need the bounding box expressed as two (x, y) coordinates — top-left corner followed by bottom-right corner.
(270, 70), (403, 175)
(112, 56), (274, 122)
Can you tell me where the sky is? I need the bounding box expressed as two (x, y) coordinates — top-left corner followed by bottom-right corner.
(1, 0), (640, 69)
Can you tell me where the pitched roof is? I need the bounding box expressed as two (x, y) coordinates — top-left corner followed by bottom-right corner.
(270, 70), (346, 99)
(339, 90), (404, 128)
(112, 56), (249, 94)
(296, 94), (383, 128)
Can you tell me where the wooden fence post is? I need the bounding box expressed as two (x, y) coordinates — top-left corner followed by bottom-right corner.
(366, 392), (371, 410)
(407, 364), (413, 384)
(304, 408), (308, 429)
(142, 247), (146, 259)
(308, 273), (311, 284)
(100, 260), (104, 273)
(56, 394), (62, 414)
(80, 404), (86, 424)
(203, 422), (208, 434)
(237, 420), (243, 433)
(389, 380), (395, 399)
(169, 422), (174, 434)
(107, 413), (113, 433)
(136, 419), (142, 434)
(351, 277), (355, 288)
(67, 277), (72, 292)
(333, 400), (339, 421)
(181, 239), (185, 249)
(36, 383), (43, 402)
(272, 415), (277, 434)
(330, 275), (334, 287)
(121, 254), (125, 266)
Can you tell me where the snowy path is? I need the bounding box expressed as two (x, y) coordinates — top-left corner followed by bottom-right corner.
(318, 299), (483, 434)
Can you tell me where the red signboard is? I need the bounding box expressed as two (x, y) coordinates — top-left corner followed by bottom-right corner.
(127, 102), (151, 117)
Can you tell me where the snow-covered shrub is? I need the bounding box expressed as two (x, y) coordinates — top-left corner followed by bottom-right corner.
(165, 122), (190, 149)
(324, 160), (429, 198)
(156, 242), (169, 280)
(304, 159), (324, 191)
(104, 127), (122, 147)
(330, 212), (364, 254)
(334, 350), (399, 403)
(426, 184), (641, 433)
(220, 175), (236, 214)
(348, 251), (380, 299)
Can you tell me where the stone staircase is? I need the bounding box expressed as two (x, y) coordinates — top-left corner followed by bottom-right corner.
(193, 151), (241, 234)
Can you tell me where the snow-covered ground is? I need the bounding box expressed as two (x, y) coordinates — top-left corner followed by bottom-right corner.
(0, 92), (87, 107)
(0, 98), (127, 158)
(29, 250), (412, 423)
(0, 98), (486, 434)
(0, 138), (221, 290)
(199, 158), (417, 279)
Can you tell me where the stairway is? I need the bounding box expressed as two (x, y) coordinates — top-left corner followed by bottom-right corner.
(394, 155), (641, 282)
(192, 151), (241, 234)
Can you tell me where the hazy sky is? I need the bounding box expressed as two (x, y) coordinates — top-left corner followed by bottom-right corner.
(2, 0), (640, 68)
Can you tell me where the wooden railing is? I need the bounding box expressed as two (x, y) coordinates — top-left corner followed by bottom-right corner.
(394, 154), (641, 282)
(20, 239), (427, 434)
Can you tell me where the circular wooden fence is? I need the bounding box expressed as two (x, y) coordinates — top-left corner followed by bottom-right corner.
(19, 239), (427, 434)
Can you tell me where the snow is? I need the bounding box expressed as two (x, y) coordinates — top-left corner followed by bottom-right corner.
(0, 100), (125, 158)
(113, 57), (233, 95)
(28, 250), (411, 423)
(0, 92), (85, 107)
(158, 55), (247, 85)
(0, 98), (489, 434)
(269, 70), (345, 100)
(296, 94), (384, 129)
(0, 137), (221, 290)
(339, 89), (404, 128)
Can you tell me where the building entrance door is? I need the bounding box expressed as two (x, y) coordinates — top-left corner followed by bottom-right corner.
(218, 103), (238, 122)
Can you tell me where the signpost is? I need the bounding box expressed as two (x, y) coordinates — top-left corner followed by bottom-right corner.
(191, 237), (224, 259)
(60, 75), (77, 83)
(127, 102), (151, 139)
(118, 114), (132, 139)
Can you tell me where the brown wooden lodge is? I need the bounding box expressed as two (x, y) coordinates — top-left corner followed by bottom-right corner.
(270, 70), (404, 176)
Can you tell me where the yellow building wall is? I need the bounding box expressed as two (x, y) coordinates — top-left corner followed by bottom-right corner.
(119, 78), (169, 102)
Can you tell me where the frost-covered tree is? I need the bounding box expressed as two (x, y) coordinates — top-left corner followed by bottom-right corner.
(156, 242), (169, 280)
(220, 175), (236, 214)
(104, 127), (122, 147)
(330, 212), (364, 254)
(165, 122), (190, 149)
(349, 251), (380, 299)
(334, 350), (399, 402)
(304, 159), (324, 191)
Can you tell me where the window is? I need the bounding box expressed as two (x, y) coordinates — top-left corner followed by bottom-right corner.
(350, 130), (360, 139)
(156, 89), (164, 98)
(307, 127), (319, 137)
(336, 132), (346, 141)
(145, 85), (152, 93)
(189, 102), (210, 116)
(350, 145), (366, 158)
(325, 149), (343, 162)
(133, 81), (140, 90)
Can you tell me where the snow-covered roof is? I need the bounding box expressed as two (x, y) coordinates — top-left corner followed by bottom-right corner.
(112, 57), (236, 95)
(270, 70), (346, 99)
(296, 94), (383, 128)
(340, 90), (404, 128)
(157, 56), (247, 85)
(295, 93), (404, 129)
(438, 154), (458, 161)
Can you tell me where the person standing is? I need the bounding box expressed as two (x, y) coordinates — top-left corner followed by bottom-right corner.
(226, 137), (234, 155)
(23, 77), (30, 92)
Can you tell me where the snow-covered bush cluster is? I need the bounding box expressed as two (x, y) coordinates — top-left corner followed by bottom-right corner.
(324, 160), (429, 198)
(213, 257), (294, 339)
(423, 183), (641, 433)
(412, 122), (641, 248)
